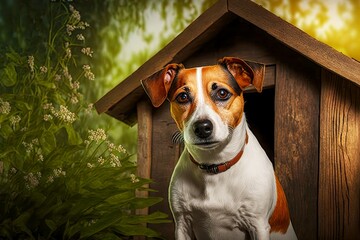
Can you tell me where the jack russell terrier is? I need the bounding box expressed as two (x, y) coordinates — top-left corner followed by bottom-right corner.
(141, 57), (297, 240)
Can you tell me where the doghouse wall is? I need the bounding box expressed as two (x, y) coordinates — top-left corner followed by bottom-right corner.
(136, 18), (360, 240)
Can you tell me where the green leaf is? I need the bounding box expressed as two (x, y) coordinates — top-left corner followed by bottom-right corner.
(129, 197), (163, 210)
(40, 130), (56, 154)
(80, 210), (124, 239)
(1, 63), (17, 87)
(37, 80), (56, 89)
(114, 224), (163, 238)
(13, 211), (34, 239)
(45, 219), (57, 232)
(0, 146), (17, 158)
(65, 125), (83, 145)
(6, 48), (24, 65)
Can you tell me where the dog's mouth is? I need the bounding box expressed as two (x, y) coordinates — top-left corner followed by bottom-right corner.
(193, 141), (220, 149)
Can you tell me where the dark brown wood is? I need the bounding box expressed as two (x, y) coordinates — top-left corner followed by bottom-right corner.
(134, 100), (153, 240)
(136, 100), (153, 210)
(318, 70), (360, 239)
(274, 57), (320, 240)
(149, 102), (181, 239)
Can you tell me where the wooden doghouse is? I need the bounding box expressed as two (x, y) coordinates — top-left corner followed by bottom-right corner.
(95, 0), (360, 239)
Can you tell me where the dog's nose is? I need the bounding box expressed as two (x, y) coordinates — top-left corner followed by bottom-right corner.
(193, 119), (213, 139)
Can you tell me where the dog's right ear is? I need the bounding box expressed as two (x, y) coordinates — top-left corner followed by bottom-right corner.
(141, 63), (184, 107)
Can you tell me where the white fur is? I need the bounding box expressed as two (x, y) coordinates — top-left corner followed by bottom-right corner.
(168, 68), (297, 239)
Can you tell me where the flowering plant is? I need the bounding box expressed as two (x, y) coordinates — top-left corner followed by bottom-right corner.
(0, 3), (167, 239)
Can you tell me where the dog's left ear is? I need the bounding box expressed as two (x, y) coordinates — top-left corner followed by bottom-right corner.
(141, 63), (184, 107)
(218, 57), (265, 92)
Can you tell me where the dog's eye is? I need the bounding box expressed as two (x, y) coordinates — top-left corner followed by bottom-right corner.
(176, 92), (190, 104)
(216, 89), (232, 101)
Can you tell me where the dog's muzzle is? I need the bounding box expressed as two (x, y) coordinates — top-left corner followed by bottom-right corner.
(193, 119), (213, 139)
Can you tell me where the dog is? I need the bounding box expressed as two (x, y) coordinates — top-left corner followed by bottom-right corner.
(141, 57), (297, 240)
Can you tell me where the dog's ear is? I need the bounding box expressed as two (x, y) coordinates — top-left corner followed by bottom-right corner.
(218, 57), (265, 92)
(141, 63), (184, 107)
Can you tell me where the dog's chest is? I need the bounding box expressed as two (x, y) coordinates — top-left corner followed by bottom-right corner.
(181, 172), (255, 237)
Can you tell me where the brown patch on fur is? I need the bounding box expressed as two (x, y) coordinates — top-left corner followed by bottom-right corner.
(269, 175), (291, 233)
(169, 68), (198, 130)
(168, 65), (246, 130)
(202, 66), (245, 128)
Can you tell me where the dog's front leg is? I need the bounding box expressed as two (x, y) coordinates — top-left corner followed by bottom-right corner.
(174, 215), (194, 240)
(248, 220), (271, 240)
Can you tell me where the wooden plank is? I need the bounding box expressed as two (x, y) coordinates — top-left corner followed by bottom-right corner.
(135, 100), (153, 227)
(228, 0), (360, 86)
(149, 102), (181, 240)
(274, 58), (320, 239)
(318, 70), (360, 239)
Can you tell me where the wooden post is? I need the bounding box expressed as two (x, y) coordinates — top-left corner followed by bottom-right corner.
(318, 70), (360, 239)
(136, 99), (153, 212)
(274, 60), (320, 240)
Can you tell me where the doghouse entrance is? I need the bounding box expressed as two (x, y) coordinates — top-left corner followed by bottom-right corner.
(244, 87), (275, 163)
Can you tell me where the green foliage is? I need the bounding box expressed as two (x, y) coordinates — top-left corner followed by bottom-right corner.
(0, 3), (168, 239)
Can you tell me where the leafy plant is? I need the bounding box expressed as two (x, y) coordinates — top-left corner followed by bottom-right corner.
(0, 3), (167, 239)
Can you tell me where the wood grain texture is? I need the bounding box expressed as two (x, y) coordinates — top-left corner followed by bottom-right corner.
(319, 70), (360, 239)
(274, 58), (320, 240)
(136, 100), (153, 217)
(149, 102), (181, 239)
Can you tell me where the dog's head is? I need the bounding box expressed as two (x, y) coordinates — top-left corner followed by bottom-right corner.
(141, 57), (265, 150)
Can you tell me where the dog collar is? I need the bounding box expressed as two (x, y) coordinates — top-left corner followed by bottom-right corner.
(189, 132), (248, 174)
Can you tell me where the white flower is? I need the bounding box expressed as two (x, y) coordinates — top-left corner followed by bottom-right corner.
(109, 153), (121, 168)
(88, 128), (107, 143)
(71, 94), (78, 104)
(70, 81), (80, 90)
(81, 47), (93, 57)
(130, 174), (140, 183)
(107, 141), (116, 152)
(32, 138), (39, 145)
(28, 56), (34, 72)
(54, 74), (61, 81)
(117, 144), (127, 154)
(0, 98), (11, 115)
(65, 47), (72, 59)
(43, 103), (53, 110)
(40, 66), (48, 73)
(66, 24), (75, 36)
(24, 172), (41, 189)
(10, 168), (17, 174)
(63, 67), (72, 81)
(43, 114), (53, 121)
(37, 153), (44, 162)
(10, 115), (21, 127)
(85, 103), (93, 114)
(83, 64), (95, 80)
(77, 34), (85, 41)
(69, 5), (81, 22)
(87, 163), (95, 168)
(52, 105), (76, 123)
(22, 141), (34, 154)
(53, 168), (66, 177)
(97, 156), (105, 165)
(47, 176), (54, 183)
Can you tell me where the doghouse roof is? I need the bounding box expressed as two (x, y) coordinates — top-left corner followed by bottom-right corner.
(95, 0), (360, 125)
